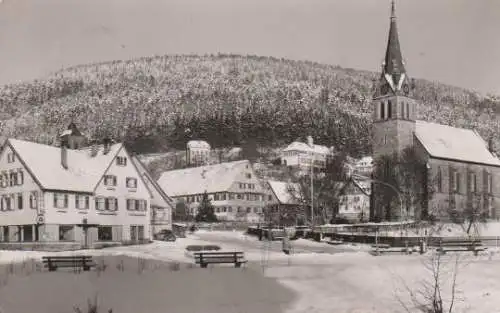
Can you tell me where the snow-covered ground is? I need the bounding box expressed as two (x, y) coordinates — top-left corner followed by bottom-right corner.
(1, 231), (500, 313)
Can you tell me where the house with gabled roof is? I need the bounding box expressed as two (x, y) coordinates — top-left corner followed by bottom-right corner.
(337, 179), (371, 222)
(372, 1), (500, 221)
(131, 156), (173, 234)
(157, 160), (266, 222)
(0, 123), (152, 249)
(264, 180), (307, 226)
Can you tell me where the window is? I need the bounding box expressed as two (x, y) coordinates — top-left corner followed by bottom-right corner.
(229, 193), (235, 200)
(126, 177), (137, 188)
(127, 199), (147, 211)
(268, 195), (272, 201)
(97, 226), (113, 241)
(1, 173), (7, 188)
(214, 193), (220, 201)
(453, 171), (460, 193)
(380, 102), (385, 119)
(9, 172), (16, 186)
(106, 197), (118, 211)
(17, 193), (23, 210)
(59, 225), (74, 241)
(95, 197), (106, 211)
(75, 195), (89, 210)
(17, 170), (24, 185)
(53, 193), (68, 209)
(104, 175), (117, 187)
(401, 101), (405, 119)
(246, 173), (252, 179)
(127, 199), (135, 211)
(29, 192), (38, 210)
(485, 172), (493, 194)
(237, 193), (243, 200)
(116, 156), (127, 166)
(387, 100), (392, 118)
(469, 172), (477, 193)
(406, 102), (410, 119)
(246, 207), (251, 213)
(239, 183), (244, 189)
(437, 167), (443, 193)
(7, 153), (15, 163)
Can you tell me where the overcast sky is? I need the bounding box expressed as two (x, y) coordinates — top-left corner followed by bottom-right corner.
(0, 0), (498, 95)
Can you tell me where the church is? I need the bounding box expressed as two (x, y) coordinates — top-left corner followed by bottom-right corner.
(371, 1), (500, 221)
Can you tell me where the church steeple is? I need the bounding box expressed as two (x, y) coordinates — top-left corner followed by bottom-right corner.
(376, 0), (411, 97)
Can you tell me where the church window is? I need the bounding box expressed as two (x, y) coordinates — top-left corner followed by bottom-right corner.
(387, 100), (392, 118)
(380, 102), (385, 120)
(485, 172), (493, 194)
(401, 102), (405, 119)
(453, 171), (460, 193)
(437, 167), (443, 193)
(469, 172), (477, 193)
(406, 102), (410, 119)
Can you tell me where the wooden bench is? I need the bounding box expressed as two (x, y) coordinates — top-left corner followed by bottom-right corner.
(437, 239), (486, 256)
(42, 255), (96, 272)
(194, 251), (247, 268)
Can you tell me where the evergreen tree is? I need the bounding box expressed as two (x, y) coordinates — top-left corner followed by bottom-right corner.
(195, 192), (218, 222)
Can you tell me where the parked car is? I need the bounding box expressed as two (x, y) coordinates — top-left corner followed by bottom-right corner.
(154, 229), (176, 242)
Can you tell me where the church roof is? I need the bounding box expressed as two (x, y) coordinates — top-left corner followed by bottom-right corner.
(383, 0), (406, 79)
(414, 121), (500, 167)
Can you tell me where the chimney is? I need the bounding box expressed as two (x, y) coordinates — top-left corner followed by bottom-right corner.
(60, 139), (68, 170)
(103, 138), (111, 155)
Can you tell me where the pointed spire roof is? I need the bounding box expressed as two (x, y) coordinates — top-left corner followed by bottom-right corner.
(379, 0), (409, 94)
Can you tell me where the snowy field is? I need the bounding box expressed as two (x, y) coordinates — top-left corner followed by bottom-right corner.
(1, 231), (500, 313)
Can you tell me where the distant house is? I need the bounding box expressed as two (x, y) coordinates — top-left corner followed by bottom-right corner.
(337, 179), (371, 222)
(131, 157), (174, 234)
(157, 160), (266, 222)
(264, 180), (306, 226)
(186, 140), (211, 166)
(0, 123), (152, 249)
(280, 138), (333, 172)
(353, 156), (373, 176)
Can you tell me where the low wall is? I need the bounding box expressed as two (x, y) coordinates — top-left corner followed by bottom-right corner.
(0, 239), (153, 252)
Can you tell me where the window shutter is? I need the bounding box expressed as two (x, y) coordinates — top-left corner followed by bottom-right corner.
(113, 176), (117, 186)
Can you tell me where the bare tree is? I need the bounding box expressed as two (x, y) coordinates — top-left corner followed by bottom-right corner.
(285, 153), (349, 224)
(372, 146), (437, 222)
(395, 251), (462, 313)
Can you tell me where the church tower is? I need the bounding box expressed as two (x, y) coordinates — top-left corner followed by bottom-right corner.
(372, 0), (417, 159)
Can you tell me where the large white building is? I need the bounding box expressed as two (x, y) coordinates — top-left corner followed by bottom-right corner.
(0, 123), (155, 249)
(281, 138), (332, 172)
(186, 140), (211, 166)
(157, 160), (266, 222)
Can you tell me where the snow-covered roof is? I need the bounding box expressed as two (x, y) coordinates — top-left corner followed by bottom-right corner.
(187, 140), (211, 149)
(283, 141), (330, 155)
(131, 156), (173, 209)
(356, 156), (373, 166)
(8, 138), (122, 193)
(157, 160), (253, 197)
(415, 121), (500, 167)
(267, 180), (302, 205)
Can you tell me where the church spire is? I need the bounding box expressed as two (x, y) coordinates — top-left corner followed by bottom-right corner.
(379, 0), (409, 95)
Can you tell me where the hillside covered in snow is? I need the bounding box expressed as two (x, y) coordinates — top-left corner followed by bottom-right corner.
(1, 54), (500, 157)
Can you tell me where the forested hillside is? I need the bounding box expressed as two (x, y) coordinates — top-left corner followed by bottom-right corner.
(0, 53), (499, 157)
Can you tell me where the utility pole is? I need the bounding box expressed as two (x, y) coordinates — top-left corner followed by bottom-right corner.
(308, 136), (315, 227)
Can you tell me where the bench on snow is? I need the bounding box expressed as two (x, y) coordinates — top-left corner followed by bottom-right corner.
(42, 255), (96, 272)
(370, 243), (413, 256)
(437, 239), (486, 256)
(193, 251), (247, 268)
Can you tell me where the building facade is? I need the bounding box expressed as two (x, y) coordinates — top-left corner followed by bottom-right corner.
(0, 123), (152, 249)
(186, 140), (211, 167)
(157, 160), (266, 222)
(132, 156), (173, 234)
(371, 1), (500, 221)
(338, 179), (371, 222)
(281, 137), (332, 172)
(264, 180), (307, 226)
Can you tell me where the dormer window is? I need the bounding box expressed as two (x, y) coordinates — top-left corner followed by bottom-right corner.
(116, 156), (127, 166)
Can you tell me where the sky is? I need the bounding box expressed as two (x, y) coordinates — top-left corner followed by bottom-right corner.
(0, 0), (498, 95)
